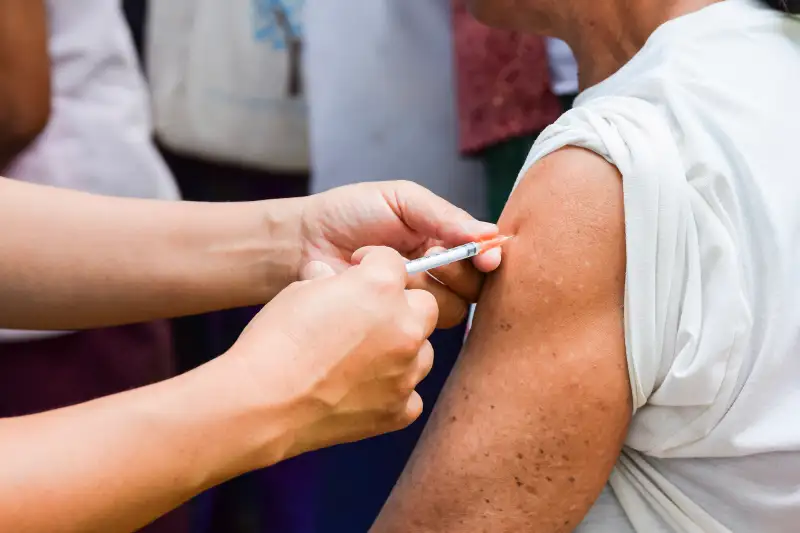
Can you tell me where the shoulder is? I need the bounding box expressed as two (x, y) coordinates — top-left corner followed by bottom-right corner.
(498, 146), (625, 312)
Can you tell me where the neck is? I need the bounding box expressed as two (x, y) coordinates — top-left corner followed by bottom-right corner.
(555, 0), (723, 90)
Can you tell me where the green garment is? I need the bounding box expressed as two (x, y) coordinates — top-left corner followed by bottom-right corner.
(480, 133), (538, 223)
(480, 94), (576, 222)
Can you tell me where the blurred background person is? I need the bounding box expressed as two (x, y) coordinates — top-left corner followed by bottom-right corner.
(0, 1), (187, 532)
(304, 0), (486, 530)
(140, 0), (317, 532)
(452, 0), (578, 222)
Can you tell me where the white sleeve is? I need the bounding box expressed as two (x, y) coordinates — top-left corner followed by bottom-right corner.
(513, 96), (751, 458)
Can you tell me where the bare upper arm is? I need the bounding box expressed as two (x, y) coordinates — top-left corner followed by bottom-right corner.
(372, 147), (632, 533)
(0, 0), (50, 168)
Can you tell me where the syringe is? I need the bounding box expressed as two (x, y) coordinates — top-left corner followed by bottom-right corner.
(405, 236), (512, 275)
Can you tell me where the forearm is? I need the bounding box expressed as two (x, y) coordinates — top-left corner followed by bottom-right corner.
(0, 177), (304, 329)
(0, 357), (303, 533)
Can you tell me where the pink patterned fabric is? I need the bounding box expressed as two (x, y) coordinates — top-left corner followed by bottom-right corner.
(452, 1), (562, 154)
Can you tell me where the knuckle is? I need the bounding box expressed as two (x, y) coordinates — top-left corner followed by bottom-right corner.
(404, 315), (427, 338)
(421, 291), (441, 323)
(396, 322), (425, 354)
(400, 373), (420, 394)
(392, 380), (411, 401)
(407, 289), (439, 320)
(408, 344), (434, 385)
(395, 322), (431, 350)
(361, 263), (403, 293)
(401, 394), (424, 426)
(419, 341), (435, 368)
(378, 397), (407, 422)
(393, 370), (417, 393)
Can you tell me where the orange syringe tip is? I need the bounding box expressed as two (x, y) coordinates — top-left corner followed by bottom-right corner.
(477, 235), (513, 254)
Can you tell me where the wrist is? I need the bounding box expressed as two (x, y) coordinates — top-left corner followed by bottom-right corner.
(250, 196), (307, 299)
(202, 197), (306, 306)
(135, 197), (307, 317)
(178, 346), (323, 479)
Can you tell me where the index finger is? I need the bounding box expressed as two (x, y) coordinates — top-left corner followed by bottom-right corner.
(419, 247), (484, 302)
(405, 289), (440, 340)
(389, 181), (499, 246)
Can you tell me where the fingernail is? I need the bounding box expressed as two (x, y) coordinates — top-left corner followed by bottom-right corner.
(300, 261), (336, 281)
(460, 220), (498, 238)
(484, 248), (502, 263)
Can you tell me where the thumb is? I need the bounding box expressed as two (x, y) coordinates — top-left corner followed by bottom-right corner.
(300, 260), (337, 281)
(391, 182), (498, 245)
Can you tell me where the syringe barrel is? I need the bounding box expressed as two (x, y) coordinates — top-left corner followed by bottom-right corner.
(405, 242), (479, 275)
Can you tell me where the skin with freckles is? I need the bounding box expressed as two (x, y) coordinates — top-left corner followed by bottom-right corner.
(371, 147), (631, 532)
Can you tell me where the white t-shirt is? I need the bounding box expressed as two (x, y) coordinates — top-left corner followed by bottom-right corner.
(514, 1), (800, 531)
(0, 0), (179, 342)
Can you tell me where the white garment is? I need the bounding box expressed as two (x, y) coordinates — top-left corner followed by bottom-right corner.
(305, 0), (486, 219)
(147, 0), (310, 171)
(545, 38), (579, 96)
(0, 0), (179, 343)
(513, 1), (800, 531)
